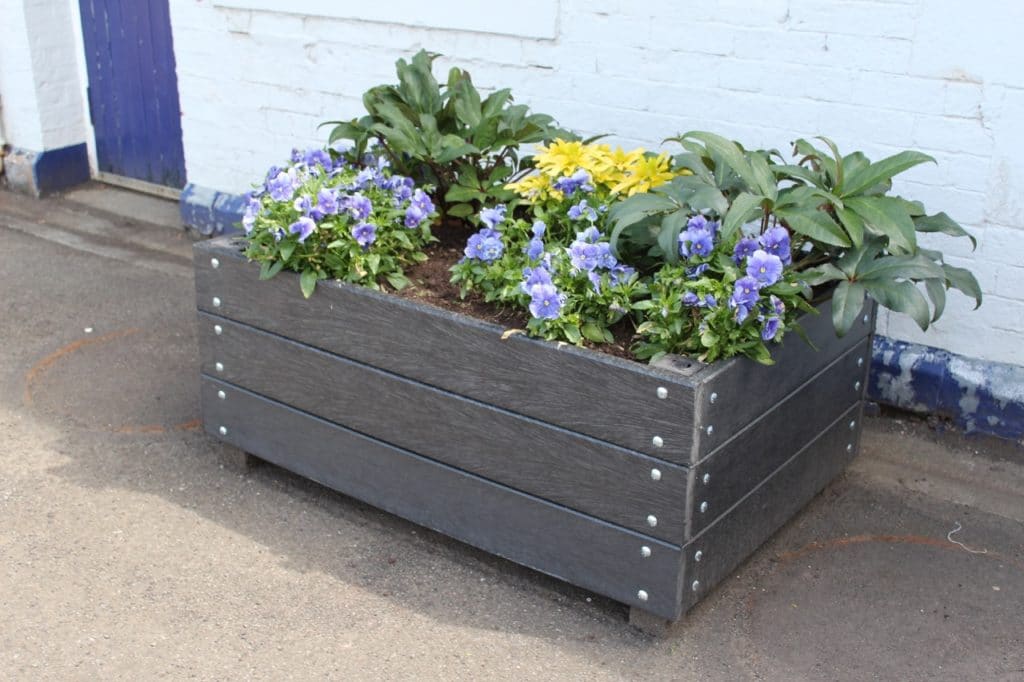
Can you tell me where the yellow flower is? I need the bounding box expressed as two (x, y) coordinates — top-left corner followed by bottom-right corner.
(506, 173), (548, 198)
(535, 139), (591, 178)
(612, 152), (676, 196)
(590, 146), (644, 186)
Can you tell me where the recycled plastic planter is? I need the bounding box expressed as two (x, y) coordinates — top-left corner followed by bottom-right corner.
(194, 236), (874, 628)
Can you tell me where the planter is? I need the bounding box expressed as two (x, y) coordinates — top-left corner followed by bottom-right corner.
(194, 236), (874, 627)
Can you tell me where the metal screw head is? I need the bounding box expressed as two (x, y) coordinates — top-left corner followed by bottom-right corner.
(651, 435), (664, 448)
(854, 381), (862, 391)
(218, 426), (228, 436)
(849, 420), (857, 430)
(862, 313), (870, 324)
(694, 550), (703, 562)
(702, 473), (711, 485)
(217, 390), (226, 400)
(646, 515), (658, 528)
(210, 258), (220, 269)
(215, 362), (224, 373)
(846, 443), (853, 453)
(641, 546), (652, 558)
(857, 357), (865, 368)
(214, 324), (223, 336)
(691, 580), (700, 592)
(700, 501), (709, 514)
(650, 468), (662, 481)
(656, 386), (668, 399)
(709, 392), (718, 404)
(706, 425), (714, 436)
(637, 590), (649, 602)
(212, 296), (222, 308)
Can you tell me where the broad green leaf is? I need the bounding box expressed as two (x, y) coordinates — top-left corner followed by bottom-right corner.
(436, 134), (479, 163)
(259, 259), (283, 280)
(385, 272), (411, 290)
(450, 75), (482, 128)
(841, 150), (935, 197)
(801, 263), (847, 286)
(279, 242), (296, 262)
(835, 206), (865, 247)
(445, 184), (486, 203)
(446, 203), (475, 218)
(835, 238), (885, 278)
(327, 120), (367, 144)
(942, 263), (983, 308)
(793, 138), (836, 184)
(774, 207), (851, 247)
(682, 132), (762, 193)
(581, 320), (607, 343)
(865, 279), (931, 330)
(815, 136), (845, 191)
(607, 193), (679, 230)
(722, 192), (764, 240)
(845, 196), (917, 253)
(832, 280), (866, 336)
(657, 210), (689, 265)
(772, 163), (824, 187)
(299, 269), (318, 299)
(480, 88), (512, 119)
(924, 278), (946, 322)
(365, 253), (381, 275)
(856, 253), (945, 281)
(914, 212), (977, 249)
(561, 324), (582, 344)
(396, 51), (442, 114)
(747, 153), (779, 201)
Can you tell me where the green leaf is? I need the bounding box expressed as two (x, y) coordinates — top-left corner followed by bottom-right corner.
(832, 280), (866, 337)
(366, 253), (381, 275)
(480, 88), (513, 119)
(657, 210), (690, 265)
(841, 150), (935, 197)
(856, 253), (945, 281)
(773, 163), (824, 188)
(942, 263), (983, 308)
(924, 278), (946, 322)
(386, 272), (411, 290)
(835, 239), (885, 278)
(845, 196), (917, 253)
(774, 207), (851, 247)
(722, 192), (764, 240)
(747, 153), (779, 201)
(562, 324), (582, 344)
(450, 74), (482, 128)
(682, 131), (766, 194)
(299, 269), (318, 299)
(801, 263), (847, 286)
(259, 259), (283, 280)
(436, 134), (479, 164)
(446, 203), (475, 218)
(445, 184), (486, 203)
(395, 50), (442, 114)
(279, 242), (296, 262)
(866, 279), (932, 331)
(835, 206), (865, 248)
(914, 212), (977, 249)
(814, 136), (845, 192)
(581, 320), (607, 344)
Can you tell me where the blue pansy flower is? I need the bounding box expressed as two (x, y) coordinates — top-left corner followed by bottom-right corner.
(760, 226), (792, 265)
(266, 169), (298, 202)
(465, 228), (504, 262)
(480, 204), (507, 229)
(552, 169), (594, 196)
(733, 237), (759, 264)
(746, 249), (783, 286)
(729, 275), (761, 323)
(528, 283), (563, 320)
(343, 194), (372, 220)
(351, 222), (376, 249)
(288, 216), (316, 243)
(568, 199), (598, 222)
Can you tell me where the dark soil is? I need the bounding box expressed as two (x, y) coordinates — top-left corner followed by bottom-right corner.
(395, 220), (638, 360)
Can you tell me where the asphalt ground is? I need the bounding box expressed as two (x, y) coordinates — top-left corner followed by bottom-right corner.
(1, 185), (1022, 681)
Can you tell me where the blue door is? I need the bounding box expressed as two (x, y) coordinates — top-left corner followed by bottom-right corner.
(79, 0), (187, 189)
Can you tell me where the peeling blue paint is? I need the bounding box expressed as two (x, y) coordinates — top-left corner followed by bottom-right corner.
(4, 144), (90, 196)
(180, 183), (245, 236)
(870, 336), (1024, 441)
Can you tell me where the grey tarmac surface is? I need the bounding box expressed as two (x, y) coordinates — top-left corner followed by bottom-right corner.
(1, 185), (1022, 681)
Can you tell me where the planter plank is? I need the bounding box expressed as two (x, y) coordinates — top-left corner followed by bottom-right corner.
(687, 338), (870, 538)
(675, 402), (863, 615)
(201, 377), (685, 619)
(195, 240), (698, 462)
(198, 313), (688, 541)
(686, 298), (874, 462)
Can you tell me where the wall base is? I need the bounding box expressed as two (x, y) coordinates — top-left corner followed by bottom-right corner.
(180, 183), (245, 236)
(869, 336), (1024, 442)
(2, 143), (90, 196)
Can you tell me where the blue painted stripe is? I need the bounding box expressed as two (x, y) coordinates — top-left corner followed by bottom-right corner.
(3, 144), (90, 196)
(180, 183), (245, 236)
(869, 336), (1024, 441)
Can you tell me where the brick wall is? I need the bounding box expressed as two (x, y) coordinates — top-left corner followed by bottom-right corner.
(169, 0), (1023, 365)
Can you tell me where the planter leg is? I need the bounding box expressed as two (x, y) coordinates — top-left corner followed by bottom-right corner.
(628, 607), (675, 636)
(217, 444), (258, 473)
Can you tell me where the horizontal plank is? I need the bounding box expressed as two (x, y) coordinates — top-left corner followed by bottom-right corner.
(688, 338), (870, 538)
(678, 402), (863, 615)
(199, 313), (688, 542)
(195, 239), (697, 463)
(686, 299), (875, 462)
(200, 377), (685, 619)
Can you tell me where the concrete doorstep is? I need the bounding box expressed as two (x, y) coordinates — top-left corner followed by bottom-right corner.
(0, 187), (1022, 681)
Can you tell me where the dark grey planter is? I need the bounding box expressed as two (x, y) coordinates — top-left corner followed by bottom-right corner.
(193, 236), (873, 628)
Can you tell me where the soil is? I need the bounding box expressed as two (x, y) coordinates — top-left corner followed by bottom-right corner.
(395, 220), (638, 360)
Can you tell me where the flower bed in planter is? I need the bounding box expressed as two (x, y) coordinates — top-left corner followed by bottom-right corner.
(195, 237), (874, 625)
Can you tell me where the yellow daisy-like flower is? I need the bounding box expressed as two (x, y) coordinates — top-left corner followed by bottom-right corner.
(535, 139), (591, 178)
(612, 152), (676, 196)
(506, 173), (549, 198)
(590, 145), (644, 187)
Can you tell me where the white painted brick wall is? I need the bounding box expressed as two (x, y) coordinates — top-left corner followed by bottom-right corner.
(0, 0), (87, 151)
(167, 0), (1024, 366)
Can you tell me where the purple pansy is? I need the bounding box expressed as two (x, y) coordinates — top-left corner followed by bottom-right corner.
(568, 241), (600, 271)
(687, 214), (719, 238)
(525, 237), (545, 260)
(317, 188), (340, 215)
(343, 194), (372, 220)
(520, 265), (553, 295)
(288, 216), (316, 243)
(761, 316), (781, 341)
(679, 226), (714, 259)
(531, 221), (546, 238)
(760, 226), (792, 265)
(528, 283), (563, 320)
(351, 222), (377, 249)
(304, 148), (333, 170)
(266, 169), (298, 202)
(480, 204), (507, 229)
(464, 228), (504, 262)
(682, 291), (701, 306)
(746, 249), (783, 286)
(242, 195), (261, 234)
(729, 275), (761, 323)
(552, 169), (594, 196)
(567, 199), (598, 222)
(733, 237), (759, 264)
